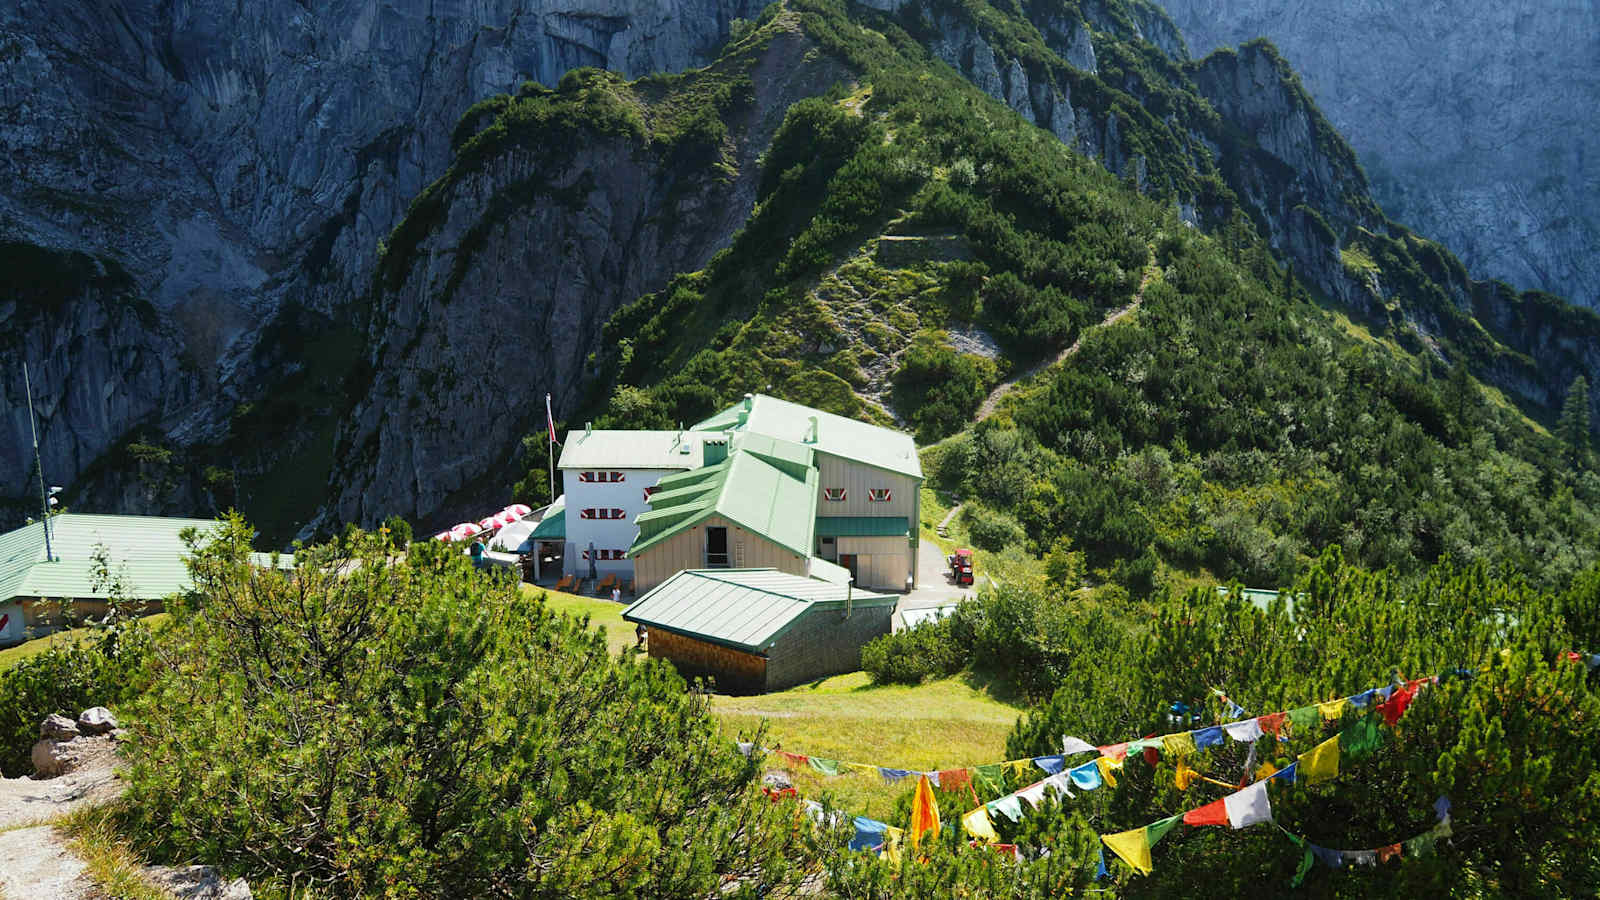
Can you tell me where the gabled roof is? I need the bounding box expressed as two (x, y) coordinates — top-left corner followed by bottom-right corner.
(556, 429), (706, 470)
(622, 568), (896, 653)
(630, 449), (818, 559)
(0, 514), (287, 603)
(691, 394), (923, 480)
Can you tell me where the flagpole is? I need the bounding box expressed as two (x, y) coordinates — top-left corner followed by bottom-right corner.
(546, 393), (555, 503)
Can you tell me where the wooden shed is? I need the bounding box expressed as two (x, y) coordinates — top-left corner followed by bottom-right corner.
(622, 568), (896, 693)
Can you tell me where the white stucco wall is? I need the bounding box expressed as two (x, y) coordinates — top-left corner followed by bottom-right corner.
(561, 467), (683, 578)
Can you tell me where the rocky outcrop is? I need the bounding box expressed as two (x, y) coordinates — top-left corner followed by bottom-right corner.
(1154, 0), (1600, 309)
(326, 24), (850, 526)
(0, 0), (755, 518)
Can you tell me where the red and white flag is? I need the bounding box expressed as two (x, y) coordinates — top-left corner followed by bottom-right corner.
(546, 394), (560, 445)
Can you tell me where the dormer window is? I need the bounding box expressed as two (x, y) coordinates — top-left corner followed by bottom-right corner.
(823, 488), (847, 502)
(868, 488), (892, 503)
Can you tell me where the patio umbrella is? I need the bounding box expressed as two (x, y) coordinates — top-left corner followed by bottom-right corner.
(478, 516), (500, 532)
(451, 522), (482, 540)
(493, 511), (519, 527)
(508, 503), (533, 518)
(432, 531), (452, 542)
(588, 542), (598, 581)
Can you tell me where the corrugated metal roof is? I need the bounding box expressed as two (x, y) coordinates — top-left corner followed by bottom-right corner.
(630, 450), (818, 558)
(815, 516), (910, 538)
(692, 394), (923, 480)
(528, 496), (566, 540)
(556, 430), (706, 470)
(622, 568), (896, 652)
(0, 514), (288, 602)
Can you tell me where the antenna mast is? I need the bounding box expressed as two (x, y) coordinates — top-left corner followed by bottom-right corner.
(23, 363), (54, 562)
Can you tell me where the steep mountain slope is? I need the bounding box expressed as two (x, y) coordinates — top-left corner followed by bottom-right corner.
(340, 0), (1600, 592)
(0, 0), (753, 531)
(1155, 0), (1600, 308)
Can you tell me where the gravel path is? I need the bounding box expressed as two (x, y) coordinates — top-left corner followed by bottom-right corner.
(0, 825), (99, 900)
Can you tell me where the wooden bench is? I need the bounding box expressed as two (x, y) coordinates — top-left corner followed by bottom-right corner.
(596, 574), (618, 595)
(555, 574), (577, 592)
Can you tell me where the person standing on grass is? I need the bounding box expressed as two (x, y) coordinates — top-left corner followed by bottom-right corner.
(611, 585), (621, 605)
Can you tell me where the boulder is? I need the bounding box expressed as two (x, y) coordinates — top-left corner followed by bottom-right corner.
(761, 770), (793, 791)
(77, 707), (117, 735)
(143, 865), (253, 899)
(29, 733), (118, 779)
(39, 714), (79, 741)
(30, 739), (72, 778)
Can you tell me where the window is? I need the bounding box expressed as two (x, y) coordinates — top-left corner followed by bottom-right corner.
(579, 508), (626, 520)
(823, 488), (847, 502)
(868, 488), (892, 503)
(643, 485), (659, 503)
(577, 471), (625, 483)
(581, 549), (627, 560)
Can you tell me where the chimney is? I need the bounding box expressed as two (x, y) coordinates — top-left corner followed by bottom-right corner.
(743, 393), (754, 410)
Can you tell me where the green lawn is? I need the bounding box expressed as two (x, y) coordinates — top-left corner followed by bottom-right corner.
(522, 585), (637, 655)
(712, 672), (1024, 817)
(0, 614), (171, 671)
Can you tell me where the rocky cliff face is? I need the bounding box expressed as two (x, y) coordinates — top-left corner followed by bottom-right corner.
(0, 0), (751, 519)
(326, 23), (849, 527)
(1154, 0), (1600, 309)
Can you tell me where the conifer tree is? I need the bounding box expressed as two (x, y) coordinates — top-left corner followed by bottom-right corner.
(1558, 375), (1591, 466)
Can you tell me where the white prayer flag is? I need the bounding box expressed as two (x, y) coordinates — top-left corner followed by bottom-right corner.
(1224, 781), (1272, 829)
(1223, 718), (1265, 742)
(1061, 736), (1098, 755)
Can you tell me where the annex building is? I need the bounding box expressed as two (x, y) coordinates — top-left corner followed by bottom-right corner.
(551, 394), (923, 594)
(0, 513), (288, 644)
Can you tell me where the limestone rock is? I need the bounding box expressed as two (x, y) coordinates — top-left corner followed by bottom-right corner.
(76, 707), (116, 735)
(144, 865), (253, 900)
(1155, 0), (1600, 308)
(39, 714), (78, 742)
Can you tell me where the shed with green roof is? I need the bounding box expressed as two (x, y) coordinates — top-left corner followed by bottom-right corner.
(623, 568), (896, 692)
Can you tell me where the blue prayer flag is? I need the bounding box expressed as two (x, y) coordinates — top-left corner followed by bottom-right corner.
(1033, 755), (1067, 775)
(1192, 725), (1225, 749)
(1068, 761), (1103, 791)
(1096, 847), (1109, 880)
(849, 816), (888, 851)
(878, 767), (915, 782)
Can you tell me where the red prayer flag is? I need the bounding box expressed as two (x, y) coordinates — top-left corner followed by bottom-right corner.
(1100, 742), (1129, 760)
(1377, 842), (1403, 863)
(1257, 712), (1289, 738)
(777, 751), (809, 768)
(937, 768), (973, 791)
(1380, 685), (1415, 726)
(1183, 796), (1230, 827)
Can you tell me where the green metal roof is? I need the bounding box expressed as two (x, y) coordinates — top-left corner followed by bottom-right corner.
(805, 556), (853, 585)
(692, 394), (923, 480)
(630, 450), (819, 559)
(557, 429), (706, 470)
(1217, 586), (1300, 621)
(0, 514), (287, 603)
(815, 516), (910, 538)
(528, 496), (566, 540)
(622, 568), (896, 653)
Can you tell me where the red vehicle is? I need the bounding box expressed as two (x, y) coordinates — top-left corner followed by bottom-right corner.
(948, 548), (974, 586)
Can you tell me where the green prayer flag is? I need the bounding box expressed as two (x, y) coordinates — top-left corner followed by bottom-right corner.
(974, 763), (1005, 796)
(1339, 713), (1383, 760)
(1293, 846), (1314, 887)
(1288, 705), (1321, 733)
(1146, 814), (1183, 847)
(808, 757), (841, 776)
(1406, 832), (1438, 858)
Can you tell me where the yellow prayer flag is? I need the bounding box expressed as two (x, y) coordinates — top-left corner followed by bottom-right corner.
(1096, 755), (1123, 788)
(1254, 761), (1278, 782)
(909, 774), (941, 848)
(1162, 732), (1197, 759)
(1298, 735), (1341, 785)
(844, 763), (879, 775)
(1004, 760), (1034, 778)
(1102, 827), (1153, 875)
(1318, 698), (1349, 722)
(1174, 760), (1198, 791)
(880, 826), (903, 864)
(961, 806), (1000, 843)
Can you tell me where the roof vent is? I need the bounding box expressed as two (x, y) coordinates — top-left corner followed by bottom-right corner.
(804, 416), (818, 444)
(742, 393), (754, 410)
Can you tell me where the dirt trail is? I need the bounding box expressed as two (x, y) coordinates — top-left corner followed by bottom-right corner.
(976, 259), (1159, 420)
(0, 739), (123, 899)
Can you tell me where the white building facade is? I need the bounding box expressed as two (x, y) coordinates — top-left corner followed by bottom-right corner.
(556, 429), (708, 581)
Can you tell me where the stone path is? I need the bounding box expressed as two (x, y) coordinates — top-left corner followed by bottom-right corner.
(0, 825), (97, 900)
(976, 259), (1158, 420)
